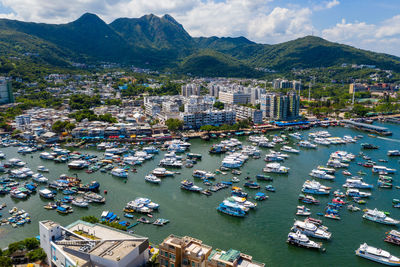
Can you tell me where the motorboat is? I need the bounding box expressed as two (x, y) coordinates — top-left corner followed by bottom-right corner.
(111, 168), (128, 178)
(193, 170), (215, 179)
(385, 230), (400, 245)
(281, 146), (300, 154)
(372, 166), (396, 174)
(302, 180), (331, 195)
(217, 201), (246, 217)
(71, 198), (89, 208)
(32, 173), (48, 183)
(67, 160), (88, 170)
(346, 189), (371, 198)
(296, 205), (311, 216)
(39, 152), (55, 160)
(180, 180), (203, 192)
(388, 150), (400, 156)
(291, 220), (331, 240)
(145, 174), (161, 184)
(298, 194), (319, 205)
(363, 209), (400, 225)
(152, 168), (174, 177)
(343, 179), (373, 189)
(37, 166), (49, 172)
(317, 166), (335, 174)
(309, 169), (335, 180)
(298, 141), (317, 149)
(287, 231), (323, 250)
(356, 243), (400, 266)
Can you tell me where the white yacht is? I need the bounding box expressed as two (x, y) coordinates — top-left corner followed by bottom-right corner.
(281, 146), (300, 154)
(39, 152), (55, 160)
(292, 220), (331, 240)
(343, 178), (373, 189)
(67, 160), (89, 170)
(152, 168), (174, 177)
(356, 243), (400, 266)
(32, 173), (48, 183)
(309, 169), (335, 180)
(145, 174), (161, 184)
(287, 231), (323, 250)
(299, 141), (317, 149)
(37, 166), (49, 172)
(314, 138), (330, 145)
(363, 209), (400, 225)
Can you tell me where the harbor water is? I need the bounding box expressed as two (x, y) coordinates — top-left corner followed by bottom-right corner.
(0, 123), (399, 266)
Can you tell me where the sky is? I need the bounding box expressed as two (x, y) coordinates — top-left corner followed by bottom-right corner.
(0, 0), (400, 56)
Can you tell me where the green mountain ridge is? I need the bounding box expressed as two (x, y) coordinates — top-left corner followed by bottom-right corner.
(0, 13), (399, 77)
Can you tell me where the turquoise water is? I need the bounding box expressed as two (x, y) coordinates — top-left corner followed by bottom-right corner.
(0, 123), (399, 266)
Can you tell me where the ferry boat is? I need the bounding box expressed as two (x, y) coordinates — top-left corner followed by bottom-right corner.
(355, 243), (400, 266)
(385, 230), (400, 246)
(281, 146), (300, 154)
(346, 189), (371, 198)
(292, 220), (331, 240)
(309, 169), (335, 180)
(152, 168), (174, 177)
(180, 180), (203, 192)
(343, 179), (373, 189)
(67, 160), (88, 170)
(287, 231), (323, 250)
(263, 163), (289, 174)
(217, 201), (246, 217)
(111, 168), (128, 178)
(363, 209), (400, 225)
(388, 150), (400, 156)
(145, 174), (161, 184)
(298, 141), (317, 149)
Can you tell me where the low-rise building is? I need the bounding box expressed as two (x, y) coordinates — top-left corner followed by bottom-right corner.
(228, 105), (263, 124)
(39, 220), (150, 267)
(180, 109), (236, 129)
(158, 235), (264, 267)
(218, 91), (251, 105)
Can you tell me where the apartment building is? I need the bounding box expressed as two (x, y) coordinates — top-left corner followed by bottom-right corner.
(260, 92), (299, 121)
(180, 110), (236, 129)
(228, 105), (263, 124)
(218, 91), (251, 105)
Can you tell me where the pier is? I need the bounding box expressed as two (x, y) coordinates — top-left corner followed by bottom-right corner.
(341, 120), (392, 135)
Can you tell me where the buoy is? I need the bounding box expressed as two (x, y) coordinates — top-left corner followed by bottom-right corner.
(124, 180), (127, 183)
(104, 190), (108, 194)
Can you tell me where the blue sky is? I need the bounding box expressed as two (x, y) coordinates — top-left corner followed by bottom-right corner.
(1, 0), (400, 56)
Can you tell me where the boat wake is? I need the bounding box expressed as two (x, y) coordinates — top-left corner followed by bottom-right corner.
(376, 136), (400, 143)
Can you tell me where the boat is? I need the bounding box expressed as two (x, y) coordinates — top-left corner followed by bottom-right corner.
(124, 213), (135, 219)
(201, 189), (212, 196)
(186, 153), (202, 160)
(71, 198), (89, 208)
(44, 202), (58, 210)
(111, 168), (128, 178)
(298, 141), (317, 149)
(37, 166), (49, 172)
(309, 169), (335, 180)
(138, 217), (151, 223)
(180, 180), (203, 192)
(317, 166), (335, 174)
(298, 194), (319, 205)
(256, 174), (273, 181)
(361, 143), (379, 149)
(56, 205), (73, 214)
(193, 170), (215, 180)
(347, 204), (360, 212)
(83, 192), (106, 203)
(385, 230), (400, 246)
(296, 206), (311, 216)
(343, 179), (373, 189)
(32, 173), (48, 183)
(254, 192), (268, 201)
(265, 185), (276, 192)
(38, 188), (55, 199)
(39, 152), (55, 160)
(217, 201), (246, 217)
(287, 231), (324, 250)
(244, 181), (260, 189)
(67, 160), (88, 170)
(356, 243), (400, 266)
(231, 177), (240, 183)
(291, 220), (332, 240)
(302, 180), (331, 195)
(281, 146), (300, 154)
(346, 189), (371, 198)
(388, 150), (400, 156)
(342, 170), (352, 176)
(145, 174), (161, 184)
(372, 166), (397, 174)
(153, 218), (169, 226)
(263, 163), (290, 174)
(363, 209), (400, 225)
(10, 189), (28, 199)
(152, 168), (175, 177)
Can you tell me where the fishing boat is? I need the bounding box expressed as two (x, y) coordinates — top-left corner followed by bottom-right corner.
(385, 230), (400, 246)
(287, 231), (324, 250)
(244, 181), (260, 189)
(32, 173), (48, 183)
(153, 218), (169, 226)
(56, 205), (73, 214)
(180, 180), (203, 192)
(361, 143), (379, 149)
(296, 206), (311, 216)
(38, 188), (55, 199)
(355, 243), (400, 266)
(44, 202), (58, 210)
(145, 174), (161, 184)
(265, 185), (276, 192)
(254, 192), (268, 201)
(67, 160), (88, 170)
(346, 189), (371, 198)
(363, 209), (400, 225)
(152, 168), (175, 177)
(186, 153), (202, 160)
(256, 174), (273, 181)
(291, 220), (332, 240)
(263, 163), (290, 174)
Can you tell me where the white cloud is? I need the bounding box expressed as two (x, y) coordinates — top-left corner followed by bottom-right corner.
(322, 16), (400, 55)
(313, 0), (340, 11)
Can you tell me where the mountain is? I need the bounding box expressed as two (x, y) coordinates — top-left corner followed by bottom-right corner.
(0, 13), (399, 77)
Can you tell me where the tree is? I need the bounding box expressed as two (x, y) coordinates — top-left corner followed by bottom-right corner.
(213, 101), (224, 110)
(23, 238), (40, 250)
(52, 120), (67, 133)
(27, 248), (46, 261)
(165, 118), (184, 131)
(352, 104), (370, 117)
(81, 216), (99, 224)
(0, 256), (11, 267)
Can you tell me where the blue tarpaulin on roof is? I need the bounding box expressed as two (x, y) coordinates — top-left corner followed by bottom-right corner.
(274, 121), (310, 126)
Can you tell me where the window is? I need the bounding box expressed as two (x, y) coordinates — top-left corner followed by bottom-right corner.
(192, 261), (195, 267)
(165, 252), (168, 257)
(171, 264), (175, 267)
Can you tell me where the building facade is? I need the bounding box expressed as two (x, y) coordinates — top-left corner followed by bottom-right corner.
(0, 78), (14, 105)
(218, 91), (251, 105)
(180, 110), (236, 129)
(260, 92), (299, 121)
(181, 84), (201, 97)
(228, 105), (263, 124)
